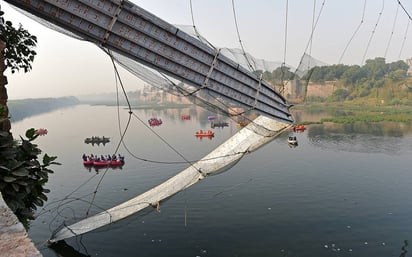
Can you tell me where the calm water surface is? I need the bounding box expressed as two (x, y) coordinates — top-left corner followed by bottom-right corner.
(10, 105), (412, 257)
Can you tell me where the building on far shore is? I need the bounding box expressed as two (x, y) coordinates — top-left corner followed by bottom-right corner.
(407, 58), (412, 76)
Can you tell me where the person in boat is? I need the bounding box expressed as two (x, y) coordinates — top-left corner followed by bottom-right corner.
(82, 154), (87, 161)
(112, 154), (117, 161)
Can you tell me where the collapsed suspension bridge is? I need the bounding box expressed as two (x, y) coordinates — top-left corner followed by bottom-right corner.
(4, 0), (294, 242)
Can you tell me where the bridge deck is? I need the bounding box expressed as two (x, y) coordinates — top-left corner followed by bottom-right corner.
(5, 0), (293, 123)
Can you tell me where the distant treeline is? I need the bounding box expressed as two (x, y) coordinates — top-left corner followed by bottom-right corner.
(260, 57), (409, 85)
(258, 57), (411, 104)
(8, 96), (79, 122)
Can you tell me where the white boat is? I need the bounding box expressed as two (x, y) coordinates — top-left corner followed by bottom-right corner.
(288, 136), (298, 145)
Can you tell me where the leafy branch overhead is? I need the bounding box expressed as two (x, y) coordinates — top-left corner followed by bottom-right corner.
(0, 10), (37, 73)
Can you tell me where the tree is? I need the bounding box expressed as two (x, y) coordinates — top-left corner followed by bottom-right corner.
(1, 10), (57, 227)
(0, 10), (37, 73)
(363, 57), (388, 81)
(388, 60), (409, 73)
(328, 88), (350, 102)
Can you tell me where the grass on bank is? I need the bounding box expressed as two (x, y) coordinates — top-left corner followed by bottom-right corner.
(292, 102), (412, 124)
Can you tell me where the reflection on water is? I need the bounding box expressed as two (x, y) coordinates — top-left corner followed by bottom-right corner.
(49, 240), (90, 257)
(399, 240), (409, 257)
(306, 122), (412, 154)
(9, 104), (412, 257)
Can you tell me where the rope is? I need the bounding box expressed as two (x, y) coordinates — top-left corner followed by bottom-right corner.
(361, 0), (385, 64)
(397, 0), (411, 58)
(398, 18), (410, 59)
(85, 49), (134, 217)
(384, 3), (399, 58)
(290, 0), (326, 85)
(189, 0), (216, 49)
(231, 0), (256, 72)
(189, 0), (202, 41)
(397, 0), (412, 21)
(102, 0), (125, 45)
(309, 0), (317, 59)
(338, 0), (367, 64)
(280, 0), (289, 93)
(38, 1), (290, 239)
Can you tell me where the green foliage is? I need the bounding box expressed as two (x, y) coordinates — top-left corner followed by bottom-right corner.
(306, 64), (351, 83)
(388, 69), (407, 82)
(307, 58), (409, 87)
(262, 66), (296, 85)
(0, 11), (37, 73)
(363, 57), (388, 81)
(294, 103), (412, 124)
(300, 57), (411, 105)
(328, 88), (350, 102)
(0, 128), (59, 226)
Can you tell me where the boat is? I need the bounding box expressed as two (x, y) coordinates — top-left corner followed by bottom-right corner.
(82, 154), (124, 167)
(211, 121), (229, 128)
(148, 118), (162, 126)
(195, 130), (214, 137)
(291, 124), (306, 132)
(49, 116), (291, 243)
(82, 160), (94, 166)
(181, 115), (191, 120)
(84, 136), (110, 144)
(92, 160), (124, 167)
(288, 136), (298, 145)
(207, 115), (216, 121)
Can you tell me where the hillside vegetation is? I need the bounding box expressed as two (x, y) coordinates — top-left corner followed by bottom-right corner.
(261, 57), (412, 106)
(260, 57), (412, 124)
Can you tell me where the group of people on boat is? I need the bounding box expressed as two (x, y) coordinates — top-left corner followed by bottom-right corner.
(84, 136), (110, 146)
(148, 118), (163, 126)
(291, 124), (306, 132)
(211, 121), (229, 128)
(82, 153), (125, 166)
(195, 129), (214, 136)
(85, 136), (110, 142)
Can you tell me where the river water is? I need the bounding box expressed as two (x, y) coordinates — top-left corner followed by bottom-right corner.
(10, 104), (412, 257)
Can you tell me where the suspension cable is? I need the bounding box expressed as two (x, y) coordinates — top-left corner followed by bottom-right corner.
(338, 0), (367, 64)
(231, 0), (256, 72)
(280, 0), (289, 93)
(384, 3), (399, 58)
(397, 0), (412, 58)
(361, 0), (385, 64)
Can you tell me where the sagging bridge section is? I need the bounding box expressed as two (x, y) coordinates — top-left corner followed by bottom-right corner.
(4, 0), (292, 123)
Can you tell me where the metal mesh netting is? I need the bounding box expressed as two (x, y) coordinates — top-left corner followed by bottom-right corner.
(6, 3), (297, 243)
(13, 5), (323, 119)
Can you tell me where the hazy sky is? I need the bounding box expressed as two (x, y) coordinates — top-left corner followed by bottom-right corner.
(1, 0), (412, 99)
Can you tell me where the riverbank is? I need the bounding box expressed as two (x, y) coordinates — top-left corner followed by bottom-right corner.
(291, 103), (412, 124)
(0, 192), (42, 257)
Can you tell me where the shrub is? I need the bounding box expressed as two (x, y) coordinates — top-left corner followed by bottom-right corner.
(0, 128), (59, 226)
